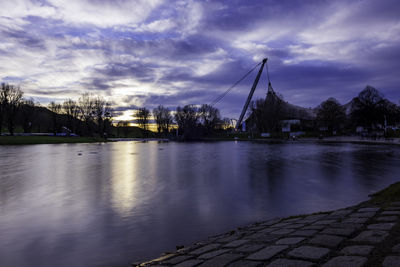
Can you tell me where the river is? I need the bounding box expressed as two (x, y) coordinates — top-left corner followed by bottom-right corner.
(1, 141), (400, 266)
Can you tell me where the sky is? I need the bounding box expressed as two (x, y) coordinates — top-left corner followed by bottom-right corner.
(1, 0), (400, 121)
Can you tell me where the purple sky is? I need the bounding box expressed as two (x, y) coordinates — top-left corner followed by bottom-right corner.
(1, 0), (400, 120)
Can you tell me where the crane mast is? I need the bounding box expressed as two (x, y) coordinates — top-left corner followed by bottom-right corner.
(235, 58), (268, 130)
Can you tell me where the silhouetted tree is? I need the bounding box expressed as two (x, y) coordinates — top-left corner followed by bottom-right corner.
(1, 83), (23, 135)
(199, 104), (221, 135)
(78, 93), (95, 135)
(0, 84), (5, 133)
(63, 99), (79, 133)
(103, 102), (113, 137)
(93, 97), (105, 136)
(153, 105), (172, 135)
(248, 94), (284, 133)
(351, 86), (386, 130)
(48, 101), (62, 136)
(175, 105), (199, 139)
(249, 99), (267, 132)
(135, 107), (150, 132)
(381, 100), (400, 127)
(316, 98), (346, 132)
(93, 97), (112, 137)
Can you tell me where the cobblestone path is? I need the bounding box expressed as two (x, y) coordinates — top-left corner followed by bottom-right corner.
(135, 201), (400, 267)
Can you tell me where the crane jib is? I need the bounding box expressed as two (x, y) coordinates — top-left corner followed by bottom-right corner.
(235, 58), (268, 130)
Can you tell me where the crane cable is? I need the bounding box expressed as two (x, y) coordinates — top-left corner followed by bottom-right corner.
(209, 60), (263, 106)
(264, 60), (276, 97)
(265, 59), (271, 85)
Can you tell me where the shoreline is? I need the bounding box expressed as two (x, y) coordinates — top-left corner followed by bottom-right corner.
(199, 136), (400, 146)
(135, 183), (400, 266)
(1, 135), (399, 146)
(0, 136), (109, 145)
(108, 138), (170, 142)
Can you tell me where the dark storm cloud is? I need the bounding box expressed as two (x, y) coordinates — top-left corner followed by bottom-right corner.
(94, 63), (156, 82)
(121, 94), (147, 103)
(29, 88), (79, 96)
(89, 78), (111, 91)
(117, 35), (220, 61)
(201, 0), (324, 31)
(272, 63), (369, 88)
(145, 90), (211, 107)
(158, 59), (263, 88)
(340, 0), (400, 23)
(0, 27), (46, 50)
(261, 60), (375, 106)
(167, 36), (220, 59)
(364, 44), (400, 74)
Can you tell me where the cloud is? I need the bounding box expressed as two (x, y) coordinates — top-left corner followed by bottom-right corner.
(48, 0), (162, 27)
(0, 0), (56, 23)
(136, 19), (176, 33)
(1, 0), (400, 119)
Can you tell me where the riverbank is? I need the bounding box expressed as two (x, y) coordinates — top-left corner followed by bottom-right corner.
(302, 136), (400, 146)
(135, 182), (400, 266)
(108, 138), (169, 142)
(202, 136), (400, 146)
(2, 135), (398, 146)
(0, 136), (109, 145)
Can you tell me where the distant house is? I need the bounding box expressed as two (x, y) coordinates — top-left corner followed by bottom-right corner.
(281, 119), (300, 132)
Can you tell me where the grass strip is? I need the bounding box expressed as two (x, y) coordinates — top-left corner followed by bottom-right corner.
(369, 182), (400, 204)
(0, 136), (109, 145)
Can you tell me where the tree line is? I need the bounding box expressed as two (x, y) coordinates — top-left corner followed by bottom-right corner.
(134, 104), (231, 139)
(47, 93), (112, 137)
(0, 83), (23, 135)
(248, 85), (400, 137)
(0, 83), (112, 136)
(4, 82), (395, 139)
(0, 83), (231, 139)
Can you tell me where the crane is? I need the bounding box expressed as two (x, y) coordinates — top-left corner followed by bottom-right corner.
(235, 58), (268, 130)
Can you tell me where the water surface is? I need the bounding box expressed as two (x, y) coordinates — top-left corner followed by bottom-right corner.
(1, 141), (400, 266)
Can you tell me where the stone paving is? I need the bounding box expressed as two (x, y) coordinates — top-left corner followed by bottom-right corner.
(135, 201), (400, 267)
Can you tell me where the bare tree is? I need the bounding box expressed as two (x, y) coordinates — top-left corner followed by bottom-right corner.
(199, 104), (221, 135)
(135, 107), (150, 132)
(153, 105), (163, 133)
(63, 99), (79, 133)
(174, 105), (199, 139)
(93, 97), (106, 136)
(93, 96), (112, 137)
(248, 94), (284, 133)
(0, 84), (5, 134)
(78, 93), (95, 135)
(48, 101), (62, 136)
(0, 83), (23, 135)
(153, 105), (172, 135)
(316, 98), (346, 133)
(103, 102), (113, 137)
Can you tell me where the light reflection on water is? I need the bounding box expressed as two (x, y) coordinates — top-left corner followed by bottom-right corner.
(1, 141), (400, 266)
(111, 144), (137, 216)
